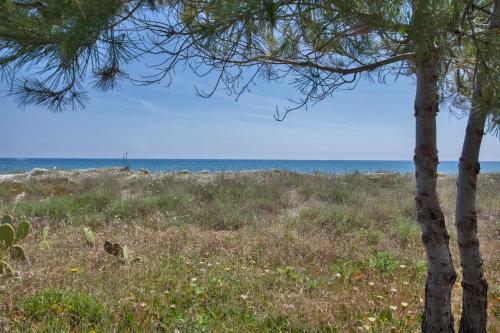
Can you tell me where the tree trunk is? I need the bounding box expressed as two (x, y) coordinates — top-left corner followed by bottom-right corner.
(456, 82), (488, 333)
(414, 46), (457, 333)
(456, 1), (499, 332)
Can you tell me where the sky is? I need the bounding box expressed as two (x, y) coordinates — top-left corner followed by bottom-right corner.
(0, 61), (498, 161)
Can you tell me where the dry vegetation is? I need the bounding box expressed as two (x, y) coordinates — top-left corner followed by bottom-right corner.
(0, 169), (498, 332)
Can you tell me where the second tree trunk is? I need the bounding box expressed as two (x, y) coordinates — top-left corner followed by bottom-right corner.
(414, 46), (457, 333)
(456, 1), (499, 331)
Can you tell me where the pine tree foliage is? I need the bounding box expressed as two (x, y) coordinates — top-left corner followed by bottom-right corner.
(441, 0), (500, 136)
(0, 0), (151, 110)
(1, 0), (497, 129)
(138, 1), (498, 126)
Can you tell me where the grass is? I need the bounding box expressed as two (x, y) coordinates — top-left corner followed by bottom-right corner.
(0, 169), (499, 332)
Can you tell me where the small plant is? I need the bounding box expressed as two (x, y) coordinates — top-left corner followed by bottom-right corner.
(83, 227), (95, 246)
(121, 152), (131, 172)
(369, 251), (400, 273)
(330, 257), (364, 278)
(277, 265), (299, 281)
(0, 214), (31, 276)
(38, 226), (50, 250)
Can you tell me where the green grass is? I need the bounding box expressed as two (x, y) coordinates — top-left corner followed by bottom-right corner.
(22, 288), (108, 331)
(0, 170), (498, 332)
(369, 251), (400, 274)
(393, 217), (421, 248)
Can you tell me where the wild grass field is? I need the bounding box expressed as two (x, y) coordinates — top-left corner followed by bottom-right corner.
(0, 169), (498, 332)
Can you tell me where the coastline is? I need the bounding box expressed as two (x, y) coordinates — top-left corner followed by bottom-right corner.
(3, 166), (500, 185)
(0, 167), (415, 183)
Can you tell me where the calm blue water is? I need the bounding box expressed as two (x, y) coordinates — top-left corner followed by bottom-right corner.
(1, 158), (500, 175)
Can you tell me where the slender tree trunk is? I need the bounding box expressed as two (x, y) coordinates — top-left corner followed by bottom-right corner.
(456, 81), (488, 333)
(414, 46), (457, 333)
(456, 2), (499, 332)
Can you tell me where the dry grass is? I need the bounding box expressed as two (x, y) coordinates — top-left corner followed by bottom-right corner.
(0, 169), (499, 332)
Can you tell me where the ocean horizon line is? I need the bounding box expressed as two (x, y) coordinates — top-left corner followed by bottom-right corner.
(1, 157), (499, 162)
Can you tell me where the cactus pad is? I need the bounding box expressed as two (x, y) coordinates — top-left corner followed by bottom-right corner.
(10, 244), (27, 261)
(42, 226), (49, 240)
(16, 220), (31, 241)
(1, 214), (13, 225)
(38, 240), (50, 250)
(0, 260), (13, 275)
(0, 224), (15, 247)
(83, 227), (95, 246)
(122, 245), (129, 260)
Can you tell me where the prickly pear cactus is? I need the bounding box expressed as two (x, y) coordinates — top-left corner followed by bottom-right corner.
(83, 227), (95, 246)
(0, 215), (32, 277)
(0, 224), (15, 247)
(0, 260), (13, 276)
(10, 244), (27, 261)
(122, 245), (129, 260)
(1, 214), (13, 225)
(16, 220), (31, 241)
(42, 226), (49, 240)
(38, 226), (50, 250)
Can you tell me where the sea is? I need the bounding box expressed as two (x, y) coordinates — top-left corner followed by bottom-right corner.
(1, 158), (500, 175)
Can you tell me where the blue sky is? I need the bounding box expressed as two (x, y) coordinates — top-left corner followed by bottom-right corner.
(0, 62), (498, 160)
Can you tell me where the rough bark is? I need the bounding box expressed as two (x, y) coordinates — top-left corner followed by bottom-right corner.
(456, 81), (488, 333)
(414, 46), (457, 333)
(456, 1), (499, 332)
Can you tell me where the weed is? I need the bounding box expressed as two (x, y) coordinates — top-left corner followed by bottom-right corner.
(369, 251), (400, 273)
